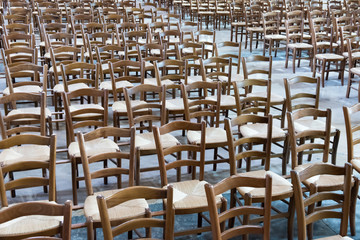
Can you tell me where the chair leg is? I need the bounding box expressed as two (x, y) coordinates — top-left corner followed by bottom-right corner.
(350, 178), (359, 236)
(292, 48), (296, 73)
(71, 157), (78, 206)
(86, 217), (94, 240)
(321, 60), (326, 87)
(135, 148), (141, 185)
(346, 71), (352, 98)
(287, 196), (295, 240)
(331, 129), (340, 165)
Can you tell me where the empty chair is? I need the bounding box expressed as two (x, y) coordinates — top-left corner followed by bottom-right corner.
(205, 174), (272, 240)
(97, 186), (174, 240)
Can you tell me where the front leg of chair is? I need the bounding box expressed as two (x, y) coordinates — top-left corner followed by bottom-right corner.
(135, 147), (141, 185)
(321, 60), (326, 87)
(331, 129), (340, 165)
(86, 216), (95, 240)
(292, 48), (296, 73)
(350, 177), (359, 236)
(71, 156), (78, 206)
(288, 195), (295, 240)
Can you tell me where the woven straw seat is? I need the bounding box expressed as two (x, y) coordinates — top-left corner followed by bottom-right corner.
(53, 83), (89, 93)
(294, 118), (337, 132)
(0, 145), (50, 165)
(68, 138), (119, 158)
(84, 189), (148, 222)
(3, 85), (42, 95)
(0, 201), (63, 238)
(112, 100), (147, 113)
(240, 123), (286, 139)
(188, 127), (227, 145)
(99, 80), (133, 90)
(237, 170), (292, 198)
(135, 132), (179, 151)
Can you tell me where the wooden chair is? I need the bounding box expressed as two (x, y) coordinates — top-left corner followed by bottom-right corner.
(62, 88), (109, 205)
(225, 114), (294, 239)
(109, 60), (145, 128)
(193, 30), (216, 59)
(153, 120), (225, 237)
(262, 12), (287, 57)
(0, 200), (72, 239)
(242, 55), (286, 127)
(1, 46), (37, 66)
(77, 127), (148, 239)
(0, 133), (56, 200)
(215, 41), (242, 83)
(291, 163), (355, 240)
(244, 4), (263, 52)
(97, 186), (174, 240)
(310, 18), (346, 87)
(3, 63), (47, 97)
(205, 174), (272, 240)
(0, 92), (52, 137)
(287, 108), (358, 236)
(343, 103), (360, 197)
(124, 84), (179, 185)
(153, 59), (186, 86)
(284, 76), (340, 165)
(284, 17), (313, 73)
(345, 38), (360, 101)
(229, 0), (246, 42)
(182, 82), (229, 170)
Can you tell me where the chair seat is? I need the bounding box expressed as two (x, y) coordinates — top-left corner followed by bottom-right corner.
(0, 201), (63, 238)
(317, 42), (339, 48)
(53, 83), (90, 93)
(166, 98), (186, 111)
(206, 95), (236, 107)
(3, 85), (42, 95)
(294, 118), (337, 133)
(240, 123), (286, 139)
(8, 107), (52, 118)
(0, 145), (50, 166)
(135, 132), (179, 151)
(288, 43), (313, 49)
(144, 78), (174, 86)
(99, 80), (133, 90)
(112, 100), (147, 113)
(315, 53), (344, 61)
(343, 52), (360, 59)
(84, 189), (148, 222)
(247, 92), (285, 103)
(351, 159), (360, 173)
(166, 180), (222, 210)
(188, 127), (227, 145)
(150, 49), (161, 55)
(231, 21), (246, 26)
(230, 73), (244, 82)
(237, 170), (292, 198)
(44, 52), (76, 60)
(294, 163), (347, 189)
(69, 104), (104, 117)
(264, 34), (287, 40)
(349, 67), (360, 75)
(246, 27), (263, 32)
(49, 65), (61, 73)
(183, 76), (211, 85)
(68, 137), (119, 158)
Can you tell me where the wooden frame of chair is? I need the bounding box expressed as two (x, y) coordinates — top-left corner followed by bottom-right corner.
(182, 81), (229, 171)
(0, 133), (57, 201)
(110, 59), (145, 128)
(291, 162), (355, 240)
(0, 92), (49, 137)
(97, 185), (174, 240)
(154, 120), (226, 237)
(287, 107), (358, 236)
(77, 127), (141, 239)
(0, 200), (72, 240)
(62, 88), (108, 205)
(225, 115), (295, 239)
(124, 84), (171, 185)
(205, 174), (272, 240)
(284, 76), (340, 165)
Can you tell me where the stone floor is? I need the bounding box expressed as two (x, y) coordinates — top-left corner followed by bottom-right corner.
(1, 19), (360, 240)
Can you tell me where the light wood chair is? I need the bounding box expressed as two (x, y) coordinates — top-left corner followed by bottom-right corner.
(225, 115), (294, 239)
(262, 12), (287, 57)
(124, 84), (179, 185)
(0, 133), (56, 201)
(291, 162), (355, 240)
(0, 200), (72, 240)
(287, 108), (358, 235)
(62, 88), (109, 205)
(182, 81), (229, 170)
(154, 120), (226, 237)
(109, 60), (145, 128)
(77, 127), (147, 239)
(284, 76), (340, 165)
(97, 186), (175, 240)
(205, 174), (272, 240)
